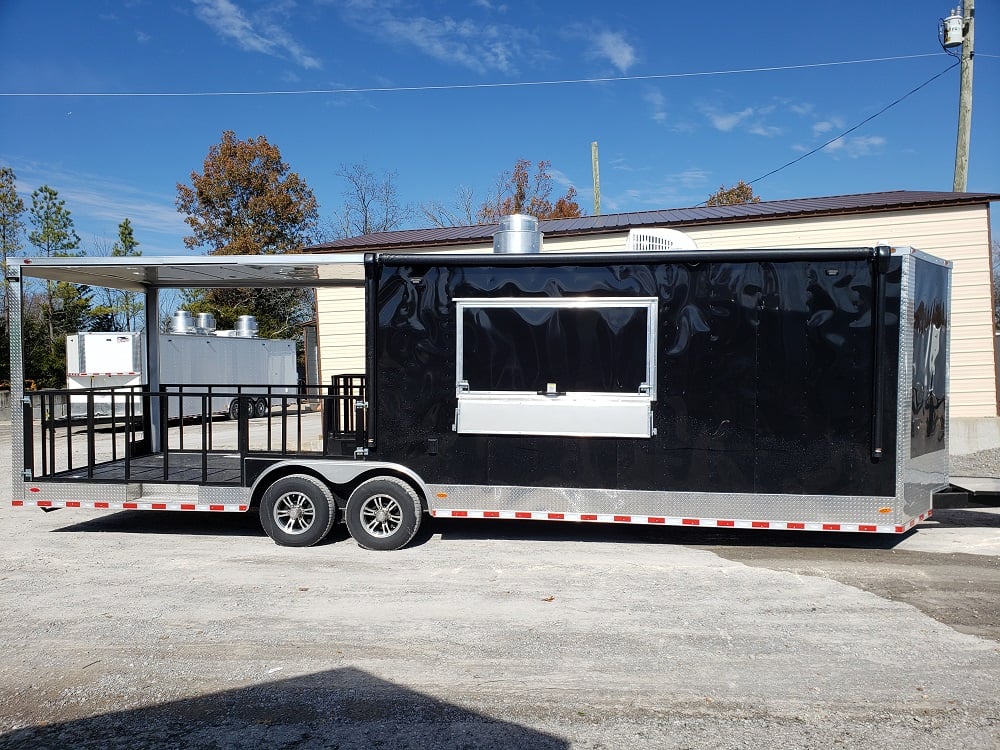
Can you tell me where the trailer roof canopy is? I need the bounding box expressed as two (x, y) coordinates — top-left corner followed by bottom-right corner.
(11, 247), (888, 292)
(10, 253), (367, 291)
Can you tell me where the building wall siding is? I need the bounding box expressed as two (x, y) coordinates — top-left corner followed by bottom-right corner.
(315, 204), (996, 417)
(317, 286), (366, 380)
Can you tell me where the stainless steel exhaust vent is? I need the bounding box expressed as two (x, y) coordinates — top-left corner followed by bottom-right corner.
(235, 315), (259, 338)
(195, 312), (216, 334)
(493, 213), (542, 254)
(171, 309), (194, 334)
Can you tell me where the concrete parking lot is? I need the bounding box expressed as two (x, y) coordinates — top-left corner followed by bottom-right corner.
(1, 419), (998, 749)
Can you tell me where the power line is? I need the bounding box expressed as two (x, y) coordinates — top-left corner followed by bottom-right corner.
(740, 61), (961, 191)
(0, 53), (944, 98)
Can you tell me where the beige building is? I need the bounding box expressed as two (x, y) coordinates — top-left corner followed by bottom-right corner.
(309, 190), (999, 448)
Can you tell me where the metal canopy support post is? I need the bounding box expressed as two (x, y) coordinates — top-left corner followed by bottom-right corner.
(7, 263), (28, 492)
(146, 286), (161, 452)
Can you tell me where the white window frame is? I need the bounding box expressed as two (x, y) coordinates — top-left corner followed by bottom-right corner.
(454, 297), (658, 438)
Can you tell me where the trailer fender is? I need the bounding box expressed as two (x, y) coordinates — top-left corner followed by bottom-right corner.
(248, 459), (430, 510)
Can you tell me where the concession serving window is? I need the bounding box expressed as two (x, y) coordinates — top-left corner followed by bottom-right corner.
(454, 297), (658, 438)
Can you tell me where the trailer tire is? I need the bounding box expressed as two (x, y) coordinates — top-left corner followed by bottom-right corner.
(259, 474), (336, 547)
(253, 399), (269, 419)
(345, 477), (422, 551)
(228, 399), (241, 421)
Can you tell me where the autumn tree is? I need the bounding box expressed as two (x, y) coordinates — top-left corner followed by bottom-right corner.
(176, 130), (319, 254)
(26, 185), (90, 386)
(0, 166), (25, 383)
(324, 162), (412, 240)
(176, 131), (319, 339)
(477, 159), (583, 224)
(706, 180), (761, 206)
(90, 218), (143, 331)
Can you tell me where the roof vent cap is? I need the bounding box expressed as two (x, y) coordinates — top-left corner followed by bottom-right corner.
(625, 227), (698, 251)
(493, 214), (542, 254)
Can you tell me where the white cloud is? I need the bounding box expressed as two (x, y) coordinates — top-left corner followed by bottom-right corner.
(380, 15), (516, 73)
(644, 89), (667, 124)
(136, 30), (151, 43)
(593, 31), (636, 74)
(330, 1), (536, 74)
(563, 25), (637, 75)
(602, 169), (711, 211)
(473, 0), (507, 11)
(750, 124), (782, 137)
(705, 106), (754, 132)
(823, 135), (886, 158)
(10, 160), (187, 250)
(812, 117), (845, 137)
(192, 0), (321, 70)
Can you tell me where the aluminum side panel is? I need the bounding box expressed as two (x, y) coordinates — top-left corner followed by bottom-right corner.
(901, 252), (950, 515)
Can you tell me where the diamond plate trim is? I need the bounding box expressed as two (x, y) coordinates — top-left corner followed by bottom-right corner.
(16, 482), (251, 508)
(426, 484), (909, 526)
(430, 508), (930, 535)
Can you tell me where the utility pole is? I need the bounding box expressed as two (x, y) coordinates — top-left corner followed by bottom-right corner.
(591, 141), (601, 216)
(952, 0), (975, 192)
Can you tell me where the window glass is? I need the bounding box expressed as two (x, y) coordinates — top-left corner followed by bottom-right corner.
(460, 303), (650, 394)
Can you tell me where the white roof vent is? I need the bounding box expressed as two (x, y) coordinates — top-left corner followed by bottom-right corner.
(625, 228), (698, 251)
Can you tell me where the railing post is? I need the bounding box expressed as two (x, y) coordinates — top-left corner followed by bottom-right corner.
(21, 395), (34, 481)
(86, 392), (96, 479)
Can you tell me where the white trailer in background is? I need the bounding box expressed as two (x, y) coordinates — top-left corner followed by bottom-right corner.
(66, 324), (298, 420)
(66, 331), (142, 417)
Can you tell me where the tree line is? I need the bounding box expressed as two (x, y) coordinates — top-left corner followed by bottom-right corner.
(1, 130), (760, 387)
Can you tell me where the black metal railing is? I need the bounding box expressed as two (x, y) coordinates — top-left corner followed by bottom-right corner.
(20, 382), (366, 485)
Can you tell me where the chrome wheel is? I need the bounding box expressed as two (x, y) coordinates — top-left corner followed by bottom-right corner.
(359, 494), (403, 538)
(272, 490), (317, 535)
(346, 476), (422, 551)
(259, 474), (336, 548)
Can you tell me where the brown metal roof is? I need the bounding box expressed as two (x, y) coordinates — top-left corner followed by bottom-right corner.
(307, 190), (1000, 253)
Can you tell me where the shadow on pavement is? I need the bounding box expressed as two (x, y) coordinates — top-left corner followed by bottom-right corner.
(924, 507), (1000, 529)
(48, 508), (943, 551)
(51, 509), (270, 539)
(424, 516), (915, 550)
(0, 667), (567, 750)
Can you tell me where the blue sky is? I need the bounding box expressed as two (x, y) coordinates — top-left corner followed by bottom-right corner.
(1, 0), (997, 256)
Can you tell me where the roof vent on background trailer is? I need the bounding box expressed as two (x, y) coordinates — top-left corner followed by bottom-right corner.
(171, 309), (194, 334)
(235, 315), (259, 338)
(493, 214), (543, 254)
(195, 312), (216, 334)
(625, 228), (698, 251)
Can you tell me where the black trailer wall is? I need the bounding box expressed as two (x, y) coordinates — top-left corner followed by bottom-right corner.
(367, 252), (901, 498)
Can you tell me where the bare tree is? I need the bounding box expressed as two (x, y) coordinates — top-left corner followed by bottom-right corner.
(327, 162), (412, 239)
(420, 185), (477, 228)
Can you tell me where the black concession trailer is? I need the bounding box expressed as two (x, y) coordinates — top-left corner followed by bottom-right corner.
(7, 244), (951, 550)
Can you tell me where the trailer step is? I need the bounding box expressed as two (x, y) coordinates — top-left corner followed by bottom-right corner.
(944, 477), (1000, 508)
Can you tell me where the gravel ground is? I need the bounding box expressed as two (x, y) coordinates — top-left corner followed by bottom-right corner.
(951, 448), (1000, 478)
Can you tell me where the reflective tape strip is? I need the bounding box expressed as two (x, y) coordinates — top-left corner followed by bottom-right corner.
(430, 508), (930, 534)
(13, 499), (248, 513)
